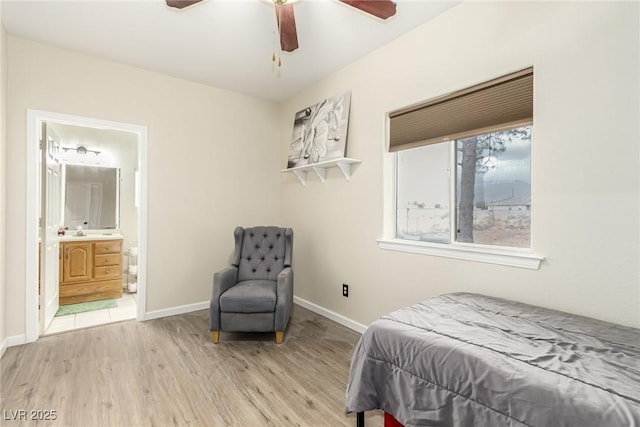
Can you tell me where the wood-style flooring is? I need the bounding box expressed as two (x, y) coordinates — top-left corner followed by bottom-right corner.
(1, 305), (382, 426)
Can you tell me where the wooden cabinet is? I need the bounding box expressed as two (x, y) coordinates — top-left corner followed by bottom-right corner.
(62, 242), (93, 283)
(60, 239), (123, 305)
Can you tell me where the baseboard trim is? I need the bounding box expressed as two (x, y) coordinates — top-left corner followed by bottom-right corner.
(144, 301), (209, 321)
(293, 296), (368, 334)
(1, 334), (28, 356)
(1, 298), (365, 354)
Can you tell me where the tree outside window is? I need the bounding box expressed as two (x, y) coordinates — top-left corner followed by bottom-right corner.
(396, 125), (531, 249)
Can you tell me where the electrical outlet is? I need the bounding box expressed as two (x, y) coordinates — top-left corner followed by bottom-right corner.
(342, 284), (349, 297)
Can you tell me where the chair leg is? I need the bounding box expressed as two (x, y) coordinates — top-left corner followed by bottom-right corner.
(275, 331), (284, 344)
(211, 331), (220, 344)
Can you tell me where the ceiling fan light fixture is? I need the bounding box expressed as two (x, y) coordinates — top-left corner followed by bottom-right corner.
(166, 0), (397, 60)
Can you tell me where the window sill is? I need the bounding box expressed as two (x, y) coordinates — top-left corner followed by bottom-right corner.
(377, 239), (543, 270)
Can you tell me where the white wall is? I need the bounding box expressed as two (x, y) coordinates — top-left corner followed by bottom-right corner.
(5, 36), (281, 338)
(279, 2), (640, 327)
(0, 8), (7, 352)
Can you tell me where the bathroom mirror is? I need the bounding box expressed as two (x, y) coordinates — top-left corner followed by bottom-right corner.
(63, 165), (120, 230)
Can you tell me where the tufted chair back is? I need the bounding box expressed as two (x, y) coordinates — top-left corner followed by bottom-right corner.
(233, 226), (293, 282)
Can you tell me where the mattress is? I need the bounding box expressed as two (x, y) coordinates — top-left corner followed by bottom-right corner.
(345, 293), (640, 427)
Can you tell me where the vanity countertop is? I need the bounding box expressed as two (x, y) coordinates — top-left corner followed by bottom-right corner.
(59, 233), (123, 242)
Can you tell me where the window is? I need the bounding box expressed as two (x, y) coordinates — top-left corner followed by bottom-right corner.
(396, 126), (531, 248)
(396, 142), (451, 244)
(382, 68), (542, 268)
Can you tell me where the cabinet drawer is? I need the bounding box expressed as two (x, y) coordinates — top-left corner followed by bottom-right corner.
(59, 279), (122, 305)
(94, 240), (122, 255)
(94, 265), (122, 279)
(95, 254), (121, 267)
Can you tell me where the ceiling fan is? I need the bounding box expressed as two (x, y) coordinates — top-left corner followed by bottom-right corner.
(165, 0), (397, 53)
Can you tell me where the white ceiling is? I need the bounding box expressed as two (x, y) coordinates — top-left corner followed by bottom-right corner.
(1, 0), (459, 102)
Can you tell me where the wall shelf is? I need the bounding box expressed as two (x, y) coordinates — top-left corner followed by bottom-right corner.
(281, 157), (361, 186)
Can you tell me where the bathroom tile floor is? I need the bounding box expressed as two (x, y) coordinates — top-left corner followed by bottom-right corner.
(44, 293), (137, 335)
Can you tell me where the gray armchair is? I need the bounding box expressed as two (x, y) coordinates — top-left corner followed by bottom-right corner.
(210, 226), (294, 344)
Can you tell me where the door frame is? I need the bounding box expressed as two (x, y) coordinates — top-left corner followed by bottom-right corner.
(25, 109), (148, 342)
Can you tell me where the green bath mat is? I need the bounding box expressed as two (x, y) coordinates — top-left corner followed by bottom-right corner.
(56, 299), (118, 317)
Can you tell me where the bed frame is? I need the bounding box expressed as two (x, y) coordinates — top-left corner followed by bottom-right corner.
(356, 412), (402, 427)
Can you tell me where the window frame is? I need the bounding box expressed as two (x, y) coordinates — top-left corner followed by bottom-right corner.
(379, 122), (543, 270)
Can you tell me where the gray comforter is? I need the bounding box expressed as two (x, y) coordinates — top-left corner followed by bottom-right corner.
(345, 293), (640, 427)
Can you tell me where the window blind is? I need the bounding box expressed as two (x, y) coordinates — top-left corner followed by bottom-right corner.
(388, 68), (533, 152)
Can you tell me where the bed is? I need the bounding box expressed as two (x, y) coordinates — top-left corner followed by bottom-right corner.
(345, 293), (640, 427)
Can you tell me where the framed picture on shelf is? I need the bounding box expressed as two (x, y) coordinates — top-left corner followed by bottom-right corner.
(286, 92), (351, 169)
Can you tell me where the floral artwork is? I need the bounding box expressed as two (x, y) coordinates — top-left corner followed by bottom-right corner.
(286, 92), (351, 168)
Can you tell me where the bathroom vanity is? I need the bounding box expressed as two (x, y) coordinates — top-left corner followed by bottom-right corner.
(59, 235), (123, 305)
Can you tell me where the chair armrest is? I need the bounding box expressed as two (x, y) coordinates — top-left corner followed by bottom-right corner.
(210, 266), (238, 331)
(275, 267), (294, 332)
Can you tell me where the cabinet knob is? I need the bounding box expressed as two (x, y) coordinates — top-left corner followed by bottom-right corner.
(105, 270), (110, 274)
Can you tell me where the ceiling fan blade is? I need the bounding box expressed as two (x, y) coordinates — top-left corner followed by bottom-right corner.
(338, 0), (397, 20)
(276, 3), (299, 53)
(166, 0), (203, 10)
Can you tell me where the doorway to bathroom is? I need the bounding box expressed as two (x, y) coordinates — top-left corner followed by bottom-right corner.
(25, 110), (148, 342)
